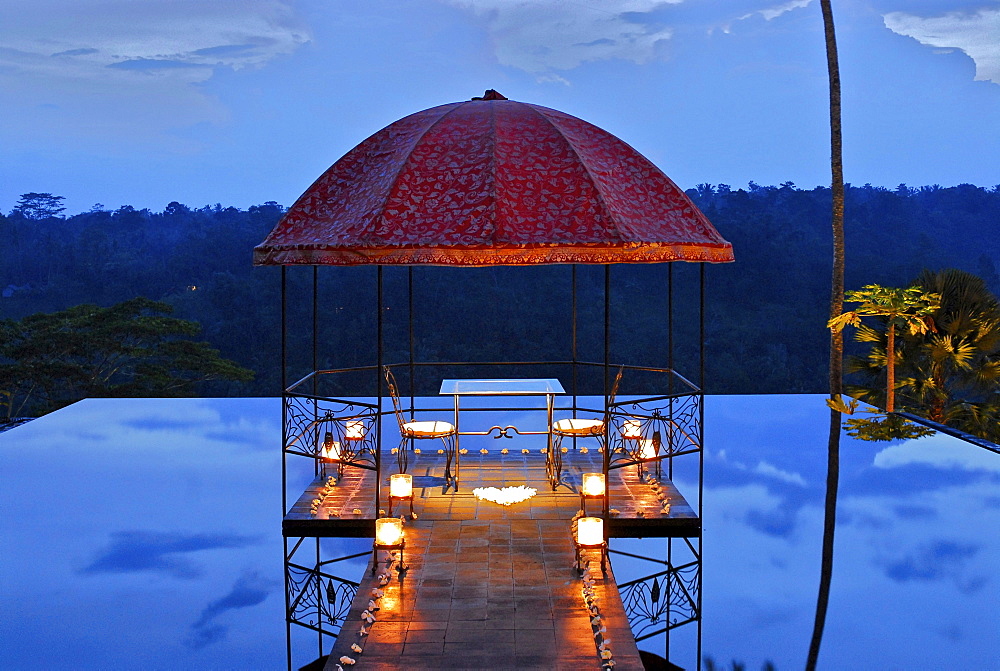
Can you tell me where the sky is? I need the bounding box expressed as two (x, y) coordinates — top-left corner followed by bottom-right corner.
(1, 0), (998, 215)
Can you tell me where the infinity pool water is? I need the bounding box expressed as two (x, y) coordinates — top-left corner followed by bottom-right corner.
(2, 396), (996, 669)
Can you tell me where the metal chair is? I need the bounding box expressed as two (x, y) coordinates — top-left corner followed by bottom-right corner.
(548, 367), (623, 490)
(384, 366), (458, 486)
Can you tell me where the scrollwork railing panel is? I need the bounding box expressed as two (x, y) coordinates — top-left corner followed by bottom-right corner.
(605, 392), (702, 471)
(618, 561), (701, 640)
(283, 393), (379, 470)
(286, 562), (359, 638)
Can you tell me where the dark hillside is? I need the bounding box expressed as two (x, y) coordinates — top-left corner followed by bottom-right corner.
(2, 183), (997, 397)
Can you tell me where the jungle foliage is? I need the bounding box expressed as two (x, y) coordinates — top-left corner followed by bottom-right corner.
(1, 184), (997, 422)
(842, 269), (1000, 442)
(0, 297), (254, 418)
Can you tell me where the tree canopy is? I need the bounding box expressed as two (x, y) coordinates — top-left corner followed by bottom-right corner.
(0, 297), (254, 419)
(10, 192), (66, 220)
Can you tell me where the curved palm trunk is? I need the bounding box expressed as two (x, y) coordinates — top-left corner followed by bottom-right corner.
(886, 326), (896, 412)
(808, 1), (844, 669)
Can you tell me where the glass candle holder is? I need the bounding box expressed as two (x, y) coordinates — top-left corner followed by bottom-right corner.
(577, 517), (604, 546)
(581, 473), (606, 497)
(390, 473), (413, 498)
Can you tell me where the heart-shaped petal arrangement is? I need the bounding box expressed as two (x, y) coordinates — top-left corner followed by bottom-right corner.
(472, 485), (537, 506)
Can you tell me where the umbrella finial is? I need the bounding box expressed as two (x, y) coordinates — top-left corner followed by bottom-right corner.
(472, 89), (508, 101)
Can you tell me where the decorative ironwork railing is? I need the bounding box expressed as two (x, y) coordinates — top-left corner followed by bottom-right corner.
(285, 543), (368, 639)
(607, 390), (702, 473)
(616, 557), (701, 641)
(283, 393), (379, 471)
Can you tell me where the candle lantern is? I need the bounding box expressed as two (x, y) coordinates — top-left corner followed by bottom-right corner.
(375, 517), (403, 546)
(635, 430), (662, 479)
(574, 516), (607, 573)
(319, 429), (341, 478)
(580, 473), (606, 515)
(389, 473), (415, 517)
(638, 439), (658, 461)
(390, 473), (412, 498)
(345, 420), (365, 441)
(582, 473), (605, 497)
(577, 517), (604, 546)
(621, 419), (642, 440)
(372, 517), (406, 575)
(321, 433), (341, 461)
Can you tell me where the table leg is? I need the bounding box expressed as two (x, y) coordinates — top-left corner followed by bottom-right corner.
(453, 394), (462, 492)
(546, 392), (553, 455)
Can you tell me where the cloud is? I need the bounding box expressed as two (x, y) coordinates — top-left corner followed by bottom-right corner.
(718, 0), (813, 34)
(0, 0), (310, 147)
(81, 531), (260, 579)
(3, 0), (309, 74)
(443, 0), (679, 72)
(753, 460), (807, 487)
(884, 7), (1000, 85)
(186, 624), (227, 650)
(758, 0), (812, 22)
(881, 540), (980, 584)
(872, 434), (1000, 473)
(186, 572), (276, 648)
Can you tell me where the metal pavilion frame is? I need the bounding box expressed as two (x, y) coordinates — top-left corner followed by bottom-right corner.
(279, 261), (707, 670)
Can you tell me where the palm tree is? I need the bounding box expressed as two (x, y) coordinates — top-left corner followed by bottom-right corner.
(846, 269), (1000, 441)
(807, 1), (845, 669)
(829, 284), (941, 412)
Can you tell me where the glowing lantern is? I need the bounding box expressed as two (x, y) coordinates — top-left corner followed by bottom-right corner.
(345, 420), (365, 441)
(621, 419), (642, 439)
(577, 517), (604, 546)
(638, 439), (658, 461)
(320, 431), (340, 461)
(581, 473), (606, 497)
(390, 473), (413, 498)
(375, 518), (403, 546)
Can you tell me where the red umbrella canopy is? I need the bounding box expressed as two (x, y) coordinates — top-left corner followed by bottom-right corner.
(254, 91), (733, 266)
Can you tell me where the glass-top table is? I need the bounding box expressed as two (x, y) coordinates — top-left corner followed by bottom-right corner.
(439, 378), (565, 395)
(439, 378), (566, 489)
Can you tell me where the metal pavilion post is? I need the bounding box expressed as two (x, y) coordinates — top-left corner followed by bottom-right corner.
(668, 263), (675, 482)
(316, 537), (322, 659)
(376, 266), (383, 515)
(408, 267), (415, 418)
(603, 264), (611, 518)
(281, 266), (288, 513)
(313, 266), (319, 478)
(697, 261), (706, 667)
(280, 266), (292, 671)
(571, 265), (578, 415)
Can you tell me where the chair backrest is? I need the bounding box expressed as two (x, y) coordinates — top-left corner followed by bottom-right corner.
(605, 366), (625, 424)
(383, 366), (407, 434)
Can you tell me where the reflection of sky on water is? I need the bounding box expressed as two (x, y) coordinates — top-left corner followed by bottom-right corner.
(2, 395), (997, 669)
(692, 395), (1000, 670)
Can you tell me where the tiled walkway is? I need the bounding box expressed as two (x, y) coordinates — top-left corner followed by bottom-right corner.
(287, 450), (698, 538)
(299, 449), (694, 669)
(324, 519), (644, 670)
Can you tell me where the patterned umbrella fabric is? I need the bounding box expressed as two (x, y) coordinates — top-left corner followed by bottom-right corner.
(254, 91), (733, 266)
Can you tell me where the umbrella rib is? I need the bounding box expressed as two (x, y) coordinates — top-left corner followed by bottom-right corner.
(522, 103), (622, 244)
(373, 102), (469, 248)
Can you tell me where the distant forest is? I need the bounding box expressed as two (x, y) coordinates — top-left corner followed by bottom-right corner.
(2, 182), (998, 398)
